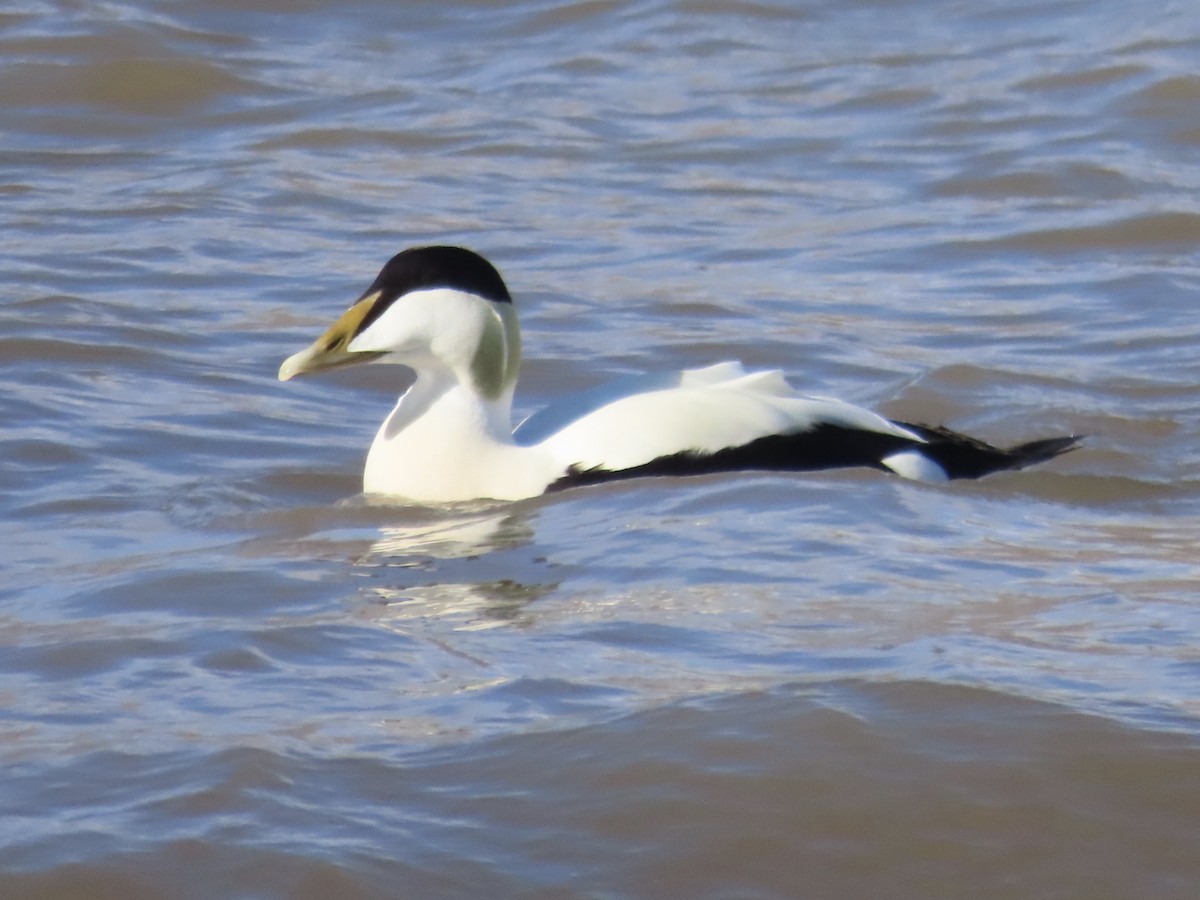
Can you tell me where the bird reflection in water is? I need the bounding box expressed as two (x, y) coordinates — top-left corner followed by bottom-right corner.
(356, 505), (558, 632)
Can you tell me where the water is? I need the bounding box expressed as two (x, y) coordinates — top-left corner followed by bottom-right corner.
(3, 0), (1200, 896)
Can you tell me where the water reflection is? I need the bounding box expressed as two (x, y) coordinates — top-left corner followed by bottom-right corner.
(366, 579), (555, 633)
(363, 505), (537, 561)
(357, 504), (557, 631)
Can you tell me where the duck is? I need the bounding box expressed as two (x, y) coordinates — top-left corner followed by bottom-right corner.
(278, 245), (1078, 503)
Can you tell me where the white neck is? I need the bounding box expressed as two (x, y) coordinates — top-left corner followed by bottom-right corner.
(363, 367), (554, 502)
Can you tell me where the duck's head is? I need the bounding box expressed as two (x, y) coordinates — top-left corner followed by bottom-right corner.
(278, 246), (522, 398)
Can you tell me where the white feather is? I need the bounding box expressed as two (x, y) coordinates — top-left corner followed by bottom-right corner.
(530, 365), (921, 473)
(880, 449), (949, 483)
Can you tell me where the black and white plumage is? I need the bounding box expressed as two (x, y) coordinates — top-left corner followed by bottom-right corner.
(278, 246), (1078, 502)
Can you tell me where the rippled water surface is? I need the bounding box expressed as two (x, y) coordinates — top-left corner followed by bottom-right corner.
(3, 0), (1200, 897)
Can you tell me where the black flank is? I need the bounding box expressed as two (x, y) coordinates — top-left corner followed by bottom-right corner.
(548, 422), (1080, 492)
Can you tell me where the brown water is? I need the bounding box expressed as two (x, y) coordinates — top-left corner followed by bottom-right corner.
(3, 1), (1200, 897)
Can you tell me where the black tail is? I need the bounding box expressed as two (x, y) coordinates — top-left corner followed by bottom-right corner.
(897, 423), (1082, 480)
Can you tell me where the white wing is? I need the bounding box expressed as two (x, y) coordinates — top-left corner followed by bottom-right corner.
(513, 362), (749, 445)
(515, 362), (922, 473)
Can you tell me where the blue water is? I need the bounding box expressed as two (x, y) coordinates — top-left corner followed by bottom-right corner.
(2, 0), (1199, 896)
